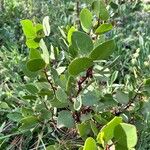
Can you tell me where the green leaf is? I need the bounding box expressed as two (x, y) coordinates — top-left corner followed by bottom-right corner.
(144, 78), (150, 86)
(83, 137), (97, 150)
(90, 120), (99, 136)
(21, 107), (33, 117)
(22, 95), (37, 100)
(21, 61), (38, 78)
(38, 88), (53, 96)
(77, 122), (91, 139)
(39, 39), (50, 64)
(114, 123), (137, 148)
(97, 117), (122, 145)
(80, 8), (93, 32)
(99, 0), (109, 20)
(74, 96), (82, 111)
(46, 145), (55, 150)
(110, 2), (118, 10)
(110, 71), (118, 84)
(89, 39), (116, 60)
(19, 116), (39, 130)
(92, 0), (109, 20)
(20, 19), (36, 38)
(7, 112), (22, 122)
(50, 98), (68, 108)
(56, 87), (68, 103)
(67, 26), (76, 44)
(68, 57), (93, 76)
(29, 49), (41, 59)
(39, 109), (52, 120)
(27, 58), (46, 72)
(25, 84), (39, 94)
(95, 23), (113, 34)
(0, 102), (9, 109)
(71, 31), (93, 56)
(66, 76), (77, 96)
(43, 16), (50, 36)
(26, 39), (39, 49)
(57, 110), (75, 128)
(35, 24), (43, 33)
(82, 91), (99, 106)
(116, 90), (129, 104)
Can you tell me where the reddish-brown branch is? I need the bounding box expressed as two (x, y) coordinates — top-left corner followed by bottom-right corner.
(76, 67), (93, 96)
(114, 82), (143, 116)
(43, 69), (57, 95)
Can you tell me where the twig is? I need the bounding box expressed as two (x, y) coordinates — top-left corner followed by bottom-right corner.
(43, 69), (56, 95)
(114, 82), (143, 116)
(35, 124), (45, 150)
(76, 67), (93, 96)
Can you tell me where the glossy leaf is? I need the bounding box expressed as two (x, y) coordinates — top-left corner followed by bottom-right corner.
(95, 23), (113, 34)
(71, 31), (93, 56)
(27, 58), (46, 72)
(20, 19), (36, 38)
(80, 8), (92, 32)
(67, 26), (76, 44)
(114, 123), (137, 148)
(29, 49), (41, 59)
(89, 39), (116, 60)
(26, 39), (39, 49)
(97, 117), (122, 145)
(83, 137), (97, 150)
(68, 57), (93, 76)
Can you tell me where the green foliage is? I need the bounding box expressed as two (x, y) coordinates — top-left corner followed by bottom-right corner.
(89, 39), (116, 60)
(1, 0), (150, 149)
(80, 8), (92, 32)
(95, 23), (113, 34)
(68, 57), (93, 76)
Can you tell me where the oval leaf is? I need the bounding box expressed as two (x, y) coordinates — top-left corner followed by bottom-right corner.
(97, 117), (122, 144)
(43, 16), (50, 36)
(68, 57), (93, 76)
(56, 87), (68, 103)
(67, 26), (76, 44)
(57, 110), (75, 128)
(80, 8), (93, 33)
(20, 19), (36, 38)
(83, 137), (97, 150)
(95, 23), (113, 34)
(92, 0), (109, 20)
(27, 58), (46, 72)
(99, 0), (109, 20)
(74, 96), (82, 111)
(71, 31), (93, 56)
(39, 39), (50, 64)
(114, 123), (137, 148)
(89, 39), (116, 60)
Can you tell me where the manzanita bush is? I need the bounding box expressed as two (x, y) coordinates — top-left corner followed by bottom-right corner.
(18, 0), (140, 149)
